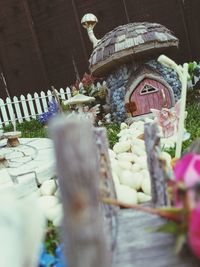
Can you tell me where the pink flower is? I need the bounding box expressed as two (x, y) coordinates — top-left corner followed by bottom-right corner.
(188, 202), (200, 259)
(174, 153), (200, 188)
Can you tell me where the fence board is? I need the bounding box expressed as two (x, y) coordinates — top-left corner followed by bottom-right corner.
(13, 96), (23, 123)
(0, 87), (75, 127)
(47, 90), (53, 102)
(0, 0), (199, 99)
(20, 95), (31, 122)
(6, 97), (15, 123)
(34, 92), (43, 115)
(59, 88), (66, 101)
(66, 87), (72, 99)
(40, 91), (48, 112)
(0, 99), (8, 126)
(27, 94), (37, 119)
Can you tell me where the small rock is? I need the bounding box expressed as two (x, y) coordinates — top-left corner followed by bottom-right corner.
(137, 192), (152, 203)
(45, 203), (63, 222)
(38, 196), (59, 211)
(142, 178), (151, 195)
(40, 180), (57, 196)
(116, 184), (138, 205)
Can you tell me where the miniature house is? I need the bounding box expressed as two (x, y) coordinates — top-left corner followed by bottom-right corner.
(81, 15), (181, 122)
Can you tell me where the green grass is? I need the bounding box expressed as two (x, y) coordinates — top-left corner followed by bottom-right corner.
(3, 119), (46, 138)
(104, 123), (120, 148)
(2, 100), (199, 154)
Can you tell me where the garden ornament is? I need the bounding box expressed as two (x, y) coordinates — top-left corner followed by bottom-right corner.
(3, 131), (21, 147)
(158, 55), (189, 158)
(151, 100), (181, 138)
(81, 14), (99, 48)
(83, 104), (100, 122)
(82, 15), (178, 77)
(64, 94), (95, 113)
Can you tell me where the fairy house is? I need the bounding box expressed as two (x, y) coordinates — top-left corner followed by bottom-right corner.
(81, 14), (181, 122)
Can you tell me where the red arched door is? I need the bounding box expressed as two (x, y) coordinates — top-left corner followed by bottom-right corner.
(130, 78), (172, 117)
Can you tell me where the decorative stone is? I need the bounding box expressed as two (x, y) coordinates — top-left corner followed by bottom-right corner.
(113, 140), (131, 153)
(45, 203), (63, 222)
(116, 184), (138, 205)
(142, 178), (151, 195)
(38, 196), (59, 212)
(4, 131), (21, 147)
(137, 192), (152, 203)
(40, 180), (57, 196)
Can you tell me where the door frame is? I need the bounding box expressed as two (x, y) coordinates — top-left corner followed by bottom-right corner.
(124, 73), (175, 117)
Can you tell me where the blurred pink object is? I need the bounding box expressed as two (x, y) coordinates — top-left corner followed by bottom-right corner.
(189, 202), (200, 259)
(174, 153), (200, 188)
(151, 100), (180, 138)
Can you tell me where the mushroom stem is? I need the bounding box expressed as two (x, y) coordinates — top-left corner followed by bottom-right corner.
(87, 27), (99, 48)
(76, 104), (84, 113)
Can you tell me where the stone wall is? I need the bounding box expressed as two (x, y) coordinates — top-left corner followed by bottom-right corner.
(106, 60), (181, 123)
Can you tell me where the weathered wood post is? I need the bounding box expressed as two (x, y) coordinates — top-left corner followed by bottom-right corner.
(94, 128), (118, 251)
(144, 122), (168, 207)
(50, 115), (111, 267)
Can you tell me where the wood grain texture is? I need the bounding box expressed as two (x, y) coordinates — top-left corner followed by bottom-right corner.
(144, 122), (168, 207)
(113, 209), (199, 267)
(50, 116), (111, 267)
(94, 127), (119, 252)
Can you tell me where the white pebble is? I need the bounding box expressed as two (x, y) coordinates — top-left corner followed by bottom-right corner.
(131, 138), (145, 149)
(140, 169), (150, 180)
(137, 192), (152, 203)
(135, 156), (148, 169)
(53, 214), (63, 227)
(120, 122), (128, 130)
(112, 172), (120, 185)
(113, 141), (131, 154)
(131, 163), (142, 173)
(119, 170), (135, 187)
(45, 203), (63, 222)
(108, 149), (116, 160)
(132, 145), (146, 157)
(38, 196), (59, 211)
(117, 160), (132, 171)
(116, 184), (138, 205)
(142, 178), (151, 195)
(117, 152), (135, 162)
(40, 180), (57, 196)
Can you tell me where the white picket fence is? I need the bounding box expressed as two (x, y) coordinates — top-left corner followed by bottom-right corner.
(0, 87), (72, 128)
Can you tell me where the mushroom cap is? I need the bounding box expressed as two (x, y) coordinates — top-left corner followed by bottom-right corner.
(89, 22), (179, 76)
(64, 94), (95, 105)
(3, 131), (21, 139)
(81, 13), (98, 29)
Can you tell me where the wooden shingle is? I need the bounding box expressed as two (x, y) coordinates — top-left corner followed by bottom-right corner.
(89, 22), (179, 76)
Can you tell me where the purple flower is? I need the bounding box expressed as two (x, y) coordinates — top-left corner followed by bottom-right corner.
(38, 100), (59, 124)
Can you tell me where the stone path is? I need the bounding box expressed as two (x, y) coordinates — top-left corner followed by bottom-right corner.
(0, 138), (56, 197)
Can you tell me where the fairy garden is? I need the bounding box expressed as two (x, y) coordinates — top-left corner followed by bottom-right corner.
(0, 10), (200, 267)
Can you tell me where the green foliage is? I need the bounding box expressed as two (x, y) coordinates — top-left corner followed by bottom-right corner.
(3, 119), (46, 138)
(183, 102), (200, 151)
(188, 61), (200, 81)
(165, 100), (200, 157)
(104, 123), (120, 148)
(44, 221), (60, 254)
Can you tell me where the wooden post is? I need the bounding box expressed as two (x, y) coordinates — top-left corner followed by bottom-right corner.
(144, 122), (168, 207)
(94, 128), (118, 252)
(50, 116), (111, 267)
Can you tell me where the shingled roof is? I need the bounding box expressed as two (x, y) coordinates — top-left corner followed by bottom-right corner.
(89, 22), (179, 76)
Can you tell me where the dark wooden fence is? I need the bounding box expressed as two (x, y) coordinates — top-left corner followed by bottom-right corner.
(0, 0), (199, 98)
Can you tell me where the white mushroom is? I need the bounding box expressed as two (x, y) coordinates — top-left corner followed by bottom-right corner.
(81, 13), (100, 48)
(64, 94), (95, 113)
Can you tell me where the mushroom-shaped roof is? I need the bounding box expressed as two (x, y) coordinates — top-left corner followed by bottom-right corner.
(64, 94), (95, 105)
(89, 22), (179, 76)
